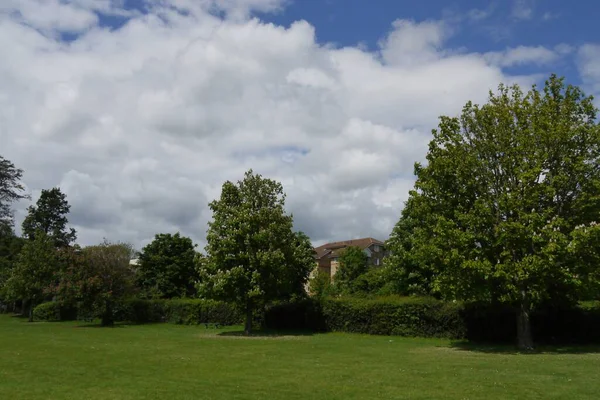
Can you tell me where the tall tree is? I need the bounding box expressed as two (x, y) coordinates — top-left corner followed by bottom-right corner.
(198, 170), (313, 335)
(60, 241), (136, 326)
(22, 187), (76, 247)
(391, 75), (600, 349)
(4, 232), (59, 321)
(0, 155), (29, 230)
(0, 224), (25, 305)
(136, 233), (198, 299)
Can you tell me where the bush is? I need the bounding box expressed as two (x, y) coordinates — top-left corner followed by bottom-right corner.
(33, 302), (77, 321)
(264, 297), (600, 343)
(115, 299), (242, 326)
(265, 296), (465, 338)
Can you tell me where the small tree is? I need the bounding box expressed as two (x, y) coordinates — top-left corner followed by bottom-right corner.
(22, 187), (76, 248)
(308, 269), (332, 299)
(199, 170), (312, 335)
(4, 232), (59, 321)
(392, 76), (600, 349)
(0, 155), (29, 231)
(61, 241), (136, 326)
(136, 233), (198, 299)
(335, 246), (368, 292)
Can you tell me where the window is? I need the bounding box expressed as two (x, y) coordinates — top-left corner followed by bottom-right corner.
(373, 245), (380, 253)
(375, 258), (380, 266)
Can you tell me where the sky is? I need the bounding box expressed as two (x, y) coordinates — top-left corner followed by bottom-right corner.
(1, 0), (600, 250)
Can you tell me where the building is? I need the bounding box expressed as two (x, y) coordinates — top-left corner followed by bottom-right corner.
(313, 237), (387, 280)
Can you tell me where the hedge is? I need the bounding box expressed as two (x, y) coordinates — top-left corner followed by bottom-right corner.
(115, 299), (242, 326)
(264, 297), (600, 343)
(33, 302), (77, 322)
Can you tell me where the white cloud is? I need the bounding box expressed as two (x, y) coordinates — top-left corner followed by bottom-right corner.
(512, 0), (534, 20)
(578, 44), (600, 94)
(483, 45), (565, 68)
(0, 1), (547, 249)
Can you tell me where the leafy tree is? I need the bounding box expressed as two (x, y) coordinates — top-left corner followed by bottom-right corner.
(137, 233), (198, 299)
(60, 241), (136, 326)
(4, 232), (59, 321)
(308, 269), (332, 299)
(0, 155), (29, 230)
(335, 246), (368, 292)
(288, 231), (317, 297)
(198, 170), (313, 334)
(391, 75), (600, 349)
(0, 225), (25, 306)
(22, 187), (76, 248)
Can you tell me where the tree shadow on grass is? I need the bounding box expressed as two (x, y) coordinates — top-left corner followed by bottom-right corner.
(218, 329), (314, 338)
(450, 341), (600, 355)
(74, 322), (127, 328)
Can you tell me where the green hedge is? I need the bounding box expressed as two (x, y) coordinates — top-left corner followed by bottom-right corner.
(264, 297), (600, 343)
(115, 299), (242, 326)
(33, 302), (77, 322)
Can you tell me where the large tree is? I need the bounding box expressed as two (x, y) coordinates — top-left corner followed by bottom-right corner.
(22, 187), (76, 248)
(198, 170), (313, 334)
(4, 232), (59, 321)
(136, 233), (198, 299)
(0, 156), (29, 230)
(60, 241), (136, 326)
(390, 76), (600, 349)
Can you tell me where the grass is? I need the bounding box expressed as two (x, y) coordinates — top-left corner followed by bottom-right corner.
(0, 315), (598, 399)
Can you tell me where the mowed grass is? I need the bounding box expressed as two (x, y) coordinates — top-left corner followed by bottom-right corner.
(0, 315), (598, 400)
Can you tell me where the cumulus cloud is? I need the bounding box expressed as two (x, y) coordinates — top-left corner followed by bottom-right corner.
(0, 1), (550, 249)
(512, 0), (534, 20)
(578, 44), (600, 94)
(483, 45), (568, 68)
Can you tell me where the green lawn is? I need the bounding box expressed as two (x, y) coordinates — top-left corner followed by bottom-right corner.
(0, 315), (598, 399)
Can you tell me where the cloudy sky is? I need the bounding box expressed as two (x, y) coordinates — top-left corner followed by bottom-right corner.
(1, 0), (600, 250)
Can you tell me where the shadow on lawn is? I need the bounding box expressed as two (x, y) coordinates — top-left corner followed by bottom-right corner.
(218, 329), (314, 338)
(450, 341), (600, 355)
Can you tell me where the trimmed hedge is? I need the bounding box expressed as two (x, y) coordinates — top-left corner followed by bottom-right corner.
(115, 299), (242, 326)
(33, 302), (77, 322)
(264, 297), (600, 343)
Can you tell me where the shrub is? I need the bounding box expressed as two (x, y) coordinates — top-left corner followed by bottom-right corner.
(115, 299), (242, 326)
(264, 299), (326, 331)
(33, 302), (77, 322)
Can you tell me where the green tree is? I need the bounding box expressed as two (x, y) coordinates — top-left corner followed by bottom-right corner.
(137, 233), (198, 299)
(4, 232), (59, 321)
(198, 170), (313, 335)
(22, 187), (76, 248)
(335, 246), (368, 292)
(0, 155), (29, 231)
(0, 225), (25, 307)
(60, 241), (136, 326)
(391, 75), (600, 349)
(308, 269), (332, 299)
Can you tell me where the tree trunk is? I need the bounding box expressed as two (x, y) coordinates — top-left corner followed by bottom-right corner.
(516, 298), (534, 351)
(28, 299), (34, 322)
(101, 301), (114, 327)
(244, 305), (252, 336)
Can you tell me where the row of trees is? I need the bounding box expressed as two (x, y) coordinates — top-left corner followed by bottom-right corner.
(1, 75), (599, 347)
(0, 163), (314, 332)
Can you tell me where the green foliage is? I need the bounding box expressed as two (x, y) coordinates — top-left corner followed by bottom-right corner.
(199, 170), (313, 334)
(60, 241), (136, 326)
(32, 301), (77, 322)
(0, 155), (29, 230)
(136, 233), (198, 299)
(336, 246), (368, 287)
(0, 227), (25, 302)
(115, 299), (241, 326)
(388, 75), (600, 348)
(22, 188), (76, 248)
(308, 269), (332, 299)
(4, 232), (60, 320)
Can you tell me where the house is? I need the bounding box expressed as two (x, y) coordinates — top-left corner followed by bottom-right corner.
(313, 237), (387, 280)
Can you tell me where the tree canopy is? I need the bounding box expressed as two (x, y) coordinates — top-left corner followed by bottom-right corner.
(388, 75), (600, 349)
(22, 187), (76, 248)
(0, 155), (29, 230)
(137, 233), (198, 299)
(198, 170), (313, 334)
(335, 246), (368, 292)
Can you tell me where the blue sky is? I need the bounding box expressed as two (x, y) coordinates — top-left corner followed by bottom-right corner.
(3, 0), (600, 246)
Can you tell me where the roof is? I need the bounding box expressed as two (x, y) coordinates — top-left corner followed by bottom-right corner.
(314, 237), (384, 260)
